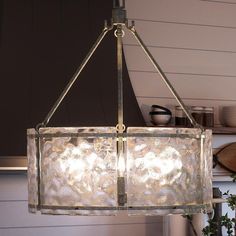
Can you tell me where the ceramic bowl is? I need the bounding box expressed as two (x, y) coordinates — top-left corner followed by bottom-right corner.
(149, 111), (172, 126)
(151, 105), (171, 114)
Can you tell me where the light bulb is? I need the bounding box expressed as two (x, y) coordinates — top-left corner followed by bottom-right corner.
(118, 152), (125, 177)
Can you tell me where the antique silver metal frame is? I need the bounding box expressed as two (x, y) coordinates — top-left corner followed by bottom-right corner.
(24, 0), (215, 215)
(31, 0), (204, 207)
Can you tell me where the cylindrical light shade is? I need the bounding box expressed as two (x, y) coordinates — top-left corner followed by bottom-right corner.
(126, 127), (212, 215)
(27, 126), (212, 216)
(27, 127), (118, 215)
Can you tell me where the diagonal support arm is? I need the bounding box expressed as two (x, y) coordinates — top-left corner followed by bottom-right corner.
(39, 25), (113, 128)
(127, 24), (201, 129)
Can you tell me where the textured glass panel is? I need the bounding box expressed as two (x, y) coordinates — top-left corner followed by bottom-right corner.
(126, 127), (212, 215)
(27, 128), (38, 213)
(39, 127), (117, 215)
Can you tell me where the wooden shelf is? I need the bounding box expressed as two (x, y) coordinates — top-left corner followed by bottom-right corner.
(149, 125), (236, 134)
(0, 156), (27, 172)
(211, 127), (236, 135)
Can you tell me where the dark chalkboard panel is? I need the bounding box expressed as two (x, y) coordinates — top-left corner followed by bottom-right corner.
(0, 0), (145, 156)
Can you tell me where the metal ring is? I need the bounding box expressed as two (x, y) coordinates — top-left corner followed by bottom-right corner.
(114, 29), (125, 38)
(36, 122), (45, 132)
(116, 124), (126, 132)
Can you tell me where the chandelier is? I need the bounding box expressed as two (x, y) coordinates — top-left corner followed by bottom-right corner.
(27, 0), (213, 216)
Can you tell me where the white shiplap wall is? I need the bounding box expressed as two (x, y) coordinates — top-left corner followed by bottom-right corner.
(122, 2), (236, 234)
(0, 174), (162, 236)
(123, 0), (236, 125)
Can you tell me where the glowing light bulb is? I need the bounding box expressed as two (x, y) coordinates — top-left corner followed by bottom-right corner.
(118, 152), (126, 177)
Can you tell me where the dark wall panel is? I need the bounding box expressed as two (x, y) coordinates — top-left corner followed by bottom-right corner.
(0, 0), (145, 156)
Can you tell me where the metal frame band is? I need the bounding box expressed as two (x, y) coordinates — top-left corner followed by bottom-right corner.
(29, 204), (210, 211)
(27, 132), (204, 139)
(28, 133), (117, 139)
(30, 1), (209, 211)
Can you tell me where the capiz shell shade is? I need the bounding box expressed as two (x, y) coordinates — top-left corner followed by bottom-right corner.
(126, 127), (212, 215)
(27, 127), (118, 215)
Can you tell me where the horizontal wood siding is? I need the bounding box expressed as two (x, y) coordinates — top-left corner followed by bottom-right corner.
(123, 0), (236, 126)
(0, 224), (161, 236)
(0, 174), (162, 236)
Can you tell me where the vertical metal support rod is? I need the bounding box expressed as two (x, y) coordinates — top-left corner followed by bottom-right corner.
(116, 25), (124, 131)
(35, 130), (41, 210)
(115, 24), (126, 206)
(41, 27), (112, 127)
(128, 26), (201, 129)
